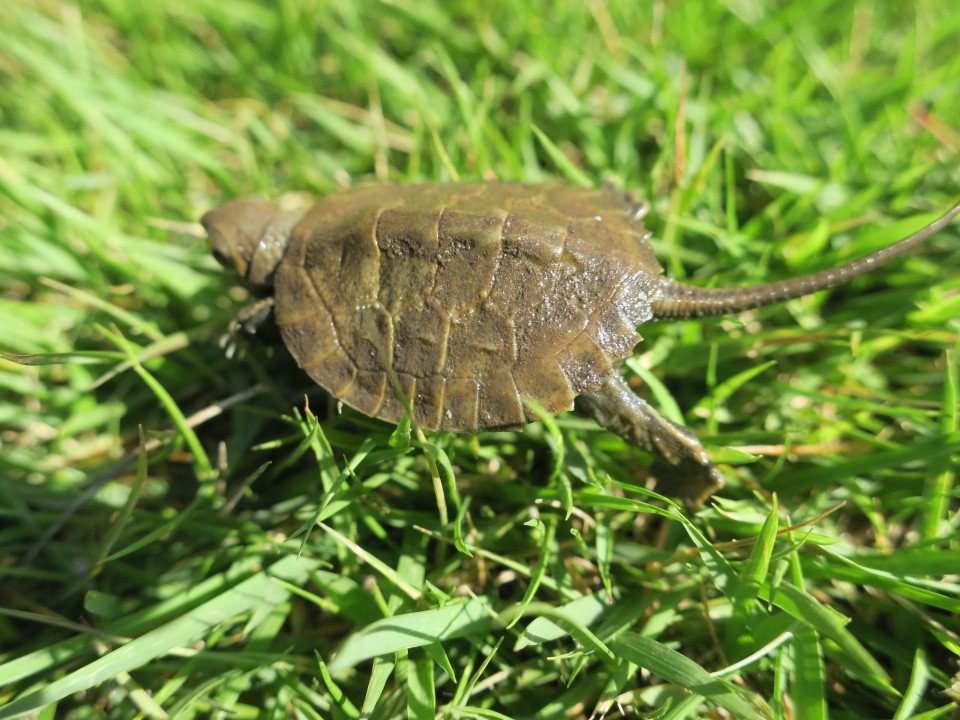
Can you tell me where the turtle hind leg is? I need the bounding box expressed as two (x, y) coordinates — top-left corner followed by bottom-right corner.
(577, 373), (723, 506)
(601, 181), (650, 221)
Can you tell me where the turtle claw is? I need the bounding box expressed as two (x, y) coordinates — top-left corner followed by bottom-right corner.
(649, 455), (725, 509)
(220, 297), (275, 359)
(233, 298), (275, 335)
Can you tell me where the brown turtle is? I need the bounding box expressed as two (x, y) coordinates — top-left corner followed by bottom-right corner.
(203, 183), (960, 503)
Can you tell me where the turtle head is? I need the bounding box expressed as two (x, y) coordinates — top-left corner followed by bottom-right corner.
(202, 195), (299, 286)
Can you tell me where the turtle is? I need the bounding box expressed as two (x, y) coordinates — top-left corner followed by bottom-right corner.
(202, 183), (960, 504)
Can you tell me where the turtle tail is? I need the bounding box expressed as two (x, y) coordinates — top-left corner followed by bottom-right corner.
(650, 199), (960, 320)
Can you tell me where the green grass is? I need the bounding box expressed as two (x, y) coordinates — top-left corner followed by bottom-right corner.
(1, 1), (959, 718)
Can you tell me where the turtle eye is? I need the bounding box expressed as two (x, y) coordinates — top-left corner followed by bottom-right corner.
(211, 248), (231, 268)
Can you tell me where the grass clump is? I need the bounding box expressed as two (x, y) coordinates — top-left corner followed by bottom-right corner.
(1, 1), (958, 718)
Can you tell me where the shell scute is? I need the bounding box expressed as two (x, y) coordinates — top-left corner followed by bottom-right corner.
(558, 331), (615, 394)
(392, 303), (449, 377)
(516, 295), (589, 360)
(273, 265), (326, 326)
(512, 357), (576, 420)
(430, 208), (507, 309)
(336, 215), (382, 306)
(587, 305), (641, 360)
(340, 304), (394, 372)
(374, 372), (411, 426)
(486, 212), (567, 313)
(375, 208), (441, 314)
(339, 370), (388, 417)
(304, 350), (356, 396)
(477, 372), (525, 429)
(440, 378), (480, 431)
(443, 306), (518, 379)
(408, 375), (446, 429)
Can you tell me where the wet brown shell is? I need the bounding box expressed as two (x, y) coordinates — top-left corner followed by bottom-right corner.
(271, 182), (664, 431)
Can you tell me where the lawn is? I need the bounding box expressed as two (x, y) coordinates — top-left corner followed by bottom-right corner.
(1, 1), (959, 718)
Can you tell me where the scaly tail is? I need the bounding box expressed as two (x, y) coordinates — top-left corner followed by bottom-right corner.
(650, 199), (960, 320)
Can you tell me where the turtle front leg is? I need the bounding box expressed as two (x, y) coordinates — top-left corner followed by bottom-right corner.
(232, 297), (275, 335)
(577, 374), (724, 505)
(221, 297), (275, 358)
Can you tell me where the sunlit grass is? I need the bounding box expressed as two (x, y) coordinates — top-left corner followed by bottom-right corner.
(1, 1), (958, 718)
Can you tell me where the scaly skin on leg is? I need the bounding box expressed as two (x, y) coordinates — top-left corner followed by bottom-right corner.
(220, 297), (276, 358)
(232, 297), (275, 335)
(577, 374), (724, 505)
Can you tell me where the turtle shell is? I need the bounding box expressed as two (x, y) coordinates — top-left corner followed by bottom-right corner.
(272, 182), (664, 431)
